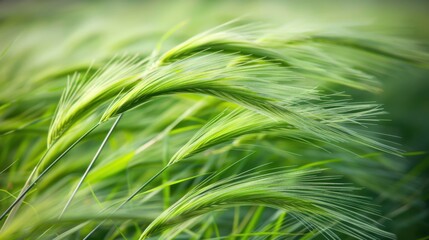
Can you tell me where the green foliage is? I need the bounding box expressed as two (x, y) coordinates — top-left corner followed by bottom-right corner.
(0, 0), (428, 239)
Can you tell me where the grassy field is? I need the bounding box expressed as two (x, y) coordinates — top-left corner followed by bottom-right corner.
(0, 1), (428, 239)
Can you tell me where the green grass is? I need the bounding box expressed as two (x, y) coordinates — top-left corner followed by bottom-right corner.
(1, 0), (428, 239)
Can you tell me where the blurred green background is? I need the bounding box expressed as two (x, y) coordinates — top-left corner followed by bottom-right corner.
(0, 0), (428, 239)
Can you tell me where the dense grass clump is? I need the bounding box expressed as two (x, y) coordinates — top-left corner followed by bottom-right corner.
(1, 1), (428, 239)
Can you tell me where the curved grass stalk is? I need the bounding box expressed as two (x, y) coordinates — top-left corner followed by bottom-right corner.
(47, 23), (427, 148)
(47, 56), (148, 147)
(289, 35), (429, 66)
(169, 105), (398, 165)
(138, 168), (394, 239)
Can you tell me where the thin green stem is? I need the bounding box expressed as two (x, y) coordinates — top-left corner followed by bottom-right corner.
(83, 165), (169, 240)
(59, 115), (122, 218)
(1, 150), (49, 230)
(162, 136), (170, 210)
(0, 123), (100, 225)
(242, 206), (264, 240)
(271, 211), (286, 240)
